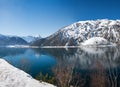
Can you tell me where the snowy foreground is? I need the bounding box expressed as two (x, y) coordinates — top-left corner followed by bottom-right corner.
(0, 59), (56, 87)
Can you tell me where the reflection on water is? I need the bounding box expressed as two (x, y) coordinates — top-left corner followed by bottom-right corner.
(0, 47), (120, 87)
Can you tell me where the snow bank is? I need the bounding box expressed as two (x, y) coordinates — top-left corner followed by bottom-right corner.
(81, 37), (115, 46)
(0, 59), (56, 87)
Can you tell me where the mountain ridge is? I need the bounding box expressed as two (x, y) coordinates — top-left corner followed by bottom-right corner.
(0, 34), (28, 46)
(32, 19), (120, 46)
(21, 35), (41, 43)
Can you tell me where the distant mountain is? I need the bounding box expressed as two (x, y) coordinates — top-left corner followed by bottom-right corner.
(0, 34), (28, 46)
(22, 35), (41, 43)
(32, 19), (120, 46)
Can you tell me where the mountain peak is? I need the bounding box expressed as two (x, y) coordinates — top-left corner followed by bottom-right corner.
(22, 35), (41, 43)
(32, 19), (120, 46)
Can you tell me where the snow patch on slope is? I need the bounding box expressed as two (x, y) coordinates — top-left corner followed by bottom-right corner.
(81, 37), (114, 46)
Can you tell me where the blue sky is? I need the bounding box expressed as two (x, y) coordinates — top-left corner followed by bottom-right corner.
(0, 0), (120, 37)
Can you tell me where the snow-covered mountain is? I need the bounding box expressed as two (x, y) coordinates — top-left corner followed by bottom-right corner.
(0, 34), (28, 46)
(22, 35), (41, 43)
(32, 19), (120, 46)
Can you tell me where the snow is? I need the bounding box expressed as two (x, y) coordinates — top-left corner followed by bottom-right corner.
(81, 37), (113, 46)
(57, 19), (120, 45)
(6, 45), (30, 48)
(0, 59), (56, 87)
(31, 19), (120, 46)
(6, 45), (40, 48)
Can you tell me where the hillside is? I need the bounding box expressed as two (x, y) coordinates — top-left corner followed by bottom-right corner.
(32, 19), (120, 46)
(0, 34), (28, 46)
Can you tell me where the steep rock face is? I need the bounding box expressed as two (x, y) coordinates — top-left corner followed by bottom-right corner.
(32, 19), (120, 46)
(0, 34), (28, 46)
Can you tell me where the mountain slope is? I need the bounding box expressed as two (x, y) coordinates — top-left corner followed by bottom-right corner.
(0, 34), (28, 46)
(22, 35), (41, 43)
(32, 19), (120, 46)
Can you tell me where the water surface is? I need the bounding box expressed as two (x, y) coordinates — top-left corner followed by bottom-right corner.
(0, 47), (120, 87)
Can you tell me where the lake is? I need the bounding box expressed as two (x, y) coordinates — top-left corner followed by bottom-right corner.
(0, 46), (120, 87)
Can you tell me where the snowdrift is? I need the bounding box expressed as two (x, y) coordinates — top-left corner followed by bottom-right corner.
(0, 59), (55, 87)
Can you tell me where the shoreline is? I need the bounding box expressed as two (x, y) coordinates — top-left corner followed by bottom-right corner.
(4, 44), (119, 48)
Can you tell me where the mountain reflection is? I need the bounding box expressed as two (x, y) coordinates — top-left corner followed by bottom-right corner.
(35, 47), (120, 87)
(0, 46), (120, 87)
(0, 47), (26, 57)
(34, 47), (120, 69)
